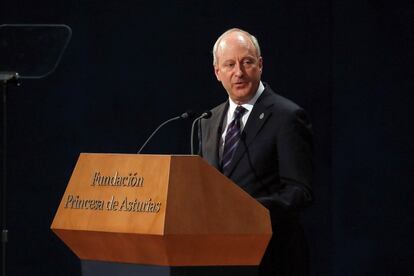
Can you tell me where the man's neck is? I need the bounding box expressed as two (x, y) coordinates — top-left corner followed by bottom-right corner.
(229, 81), (264, 107)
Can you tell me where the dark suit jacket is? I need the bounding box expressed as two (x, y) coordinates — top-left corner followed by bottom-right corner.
(200, 84), (314, 275)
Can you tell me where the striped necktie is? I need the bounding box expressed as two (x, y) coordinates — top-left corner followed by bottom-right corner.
(222, 105), (247, 174)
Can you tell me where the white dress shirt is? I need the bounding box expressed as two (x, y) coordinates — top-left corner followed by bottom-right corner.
(219, 81), (265, 161)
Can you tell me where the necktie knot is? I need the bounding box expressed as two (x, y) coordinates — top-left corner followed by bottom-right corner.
(234, 105), (247, 120)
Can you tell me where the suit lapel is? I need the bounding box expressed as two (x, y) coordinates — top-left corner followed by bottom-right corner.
(205, 102), (228, 168)
(224, 89), (274, 177)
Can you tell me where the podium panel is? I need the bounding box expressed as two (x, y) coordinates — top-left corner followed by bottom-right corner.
(51, 154), (272, 267)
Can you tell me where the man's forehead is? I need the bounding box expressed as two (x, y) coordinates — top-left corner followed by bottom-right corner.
(218, 32), (252, 50)
(217, 33), (255, 56)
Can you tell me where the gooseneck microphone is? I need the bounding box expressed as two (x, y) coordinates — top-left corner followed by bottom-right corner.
(137, 111), (193, 154)
(191, 111), (212, 155)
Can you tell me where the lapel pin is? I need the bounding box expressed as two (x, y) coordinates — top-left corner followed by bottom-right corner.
(259, 113), (264, 120)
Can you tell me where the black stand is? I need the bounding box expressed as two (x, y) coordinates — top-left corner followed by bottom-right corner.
(81, 260), (258, 276)
(0, 24), (71, 276)
(0, 72), (20, 276)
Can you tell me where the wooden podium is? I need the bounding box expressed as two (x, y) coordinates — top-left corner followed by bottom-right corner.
(51, 154), (272, 275)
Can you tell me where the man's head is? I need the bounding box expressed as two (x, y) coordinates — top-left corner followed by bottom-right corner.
(213, 28), (263, 105)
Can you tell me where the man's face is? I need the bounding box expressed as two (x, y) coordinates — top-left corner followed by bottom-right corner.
(214, 32), (263, 104)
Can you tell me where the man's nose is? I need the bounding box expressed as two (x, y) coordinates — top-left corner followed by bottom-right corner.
(234, 62), (243, 77)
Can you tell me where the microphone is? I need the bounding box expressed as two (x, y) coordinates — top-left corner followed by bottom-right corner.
(137, 110), (194, 154)
(191, 111), (212, 155)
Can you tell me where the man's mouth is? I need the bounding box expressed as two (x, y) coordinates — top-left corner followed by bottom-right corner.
(234, 82), (247, 87)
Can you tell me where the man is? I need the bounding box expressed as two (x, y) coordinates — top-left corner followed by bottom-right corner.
(200, 28), (314, 276)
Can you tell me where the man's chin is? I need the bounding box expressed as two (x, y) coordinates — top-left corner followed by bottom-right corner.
(231, 91), (255, 104)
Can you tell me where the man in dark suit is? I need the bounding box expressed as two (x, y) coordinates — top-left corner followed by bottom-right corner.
(200, 28), (314, 276)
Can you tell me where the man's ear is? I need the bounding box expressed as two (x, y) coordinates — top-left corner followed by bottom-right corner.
(258, 57), (263, 72)
(214, 66), (221, 82)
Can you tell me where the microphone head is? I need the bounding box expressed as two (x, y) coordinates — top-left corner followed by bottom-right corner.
(201, 110), (212, 119)
(180, 110), (195, 119)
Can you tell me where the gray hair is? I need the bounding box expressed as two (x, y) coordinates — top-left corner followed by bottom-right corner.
(212, 28), (261, 66)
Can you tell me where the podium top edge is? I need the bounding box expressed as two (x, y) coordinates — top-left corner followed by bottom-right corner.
(79, 153), (201, 157)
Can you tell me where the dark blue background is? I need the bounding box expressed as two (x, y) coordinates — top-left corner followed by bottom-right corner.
(1, 0), (413, 275)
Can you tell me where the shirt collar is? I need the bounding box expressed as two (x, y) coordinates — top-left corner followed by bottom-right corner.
(228, 81), (265, 117)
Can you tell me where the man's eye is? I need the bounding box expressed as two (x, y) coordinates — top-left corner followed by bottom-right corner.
(225, 63), (234, 68)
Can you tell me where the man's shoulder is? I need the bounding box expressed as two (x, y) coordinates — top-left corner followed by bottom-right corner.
(200, 100), (227, 129)
(210, 101), (228, 112)
(262, 85), (304, 115)
(206, 101), (228, 119)
(263, 86), (312, 131)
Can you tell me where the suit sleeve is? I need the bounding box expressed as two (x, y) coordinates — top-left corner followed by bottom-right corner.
(257, 108), (314, 211)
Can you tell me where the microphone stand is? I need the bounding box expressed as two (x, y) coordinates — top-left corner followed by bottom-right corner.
(1, 72), (20, 276)
(137, 116), (181, 154)
(190, 111), (211, 155)
(137, 111), (192, 154)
